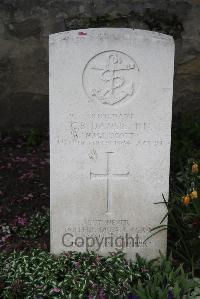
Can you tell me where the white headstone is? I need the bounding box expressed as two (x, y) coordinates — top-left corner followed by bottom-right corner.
(50, 28), (175, 260)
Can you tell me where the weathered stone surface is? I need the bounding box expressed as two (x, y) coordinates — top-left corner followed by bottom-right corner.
(0, 0), (199, 128)
(6, 18), (42, 39)
(174, 55), (200, 113)
(0, 93), (48, 128)
(50, 28), (174, 259)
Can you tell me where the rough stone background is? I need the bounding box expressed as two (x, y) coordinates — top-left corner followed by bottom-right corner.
(0, 0), (199, 129)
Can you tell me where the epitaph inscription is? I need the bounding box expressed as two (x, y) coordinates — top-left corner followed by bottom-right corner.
(83, 51), (140, 105)
(62, 220), (152, 251)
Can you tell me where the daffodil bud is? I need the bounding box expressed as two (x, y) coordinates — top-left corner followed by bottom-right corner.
(192, 163), (199, 174)
(183, 195), (190, 205)
(190, 190), (198, 199)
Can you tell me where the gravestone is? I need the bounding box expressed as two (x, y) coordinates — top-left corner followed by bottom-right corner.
(50, 28), (175, 259)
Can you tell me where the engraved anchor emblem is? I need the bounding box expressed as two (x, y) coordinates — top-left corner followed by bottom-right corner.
(91, 54), (135, 105)
(83, 51), (139, 105)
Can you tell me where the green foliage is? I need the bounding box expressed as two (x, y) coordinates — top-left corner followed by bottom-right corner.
(168, 161), (200, 275)
(17, 211), (49, 239)
(0, 250), (197, 299)
(189, 278), (200, 298)
(26, 128), (43, 147)
(134, 254), (198, 299)
(149, 160), (200, 276)
(171, 114), (200, 175)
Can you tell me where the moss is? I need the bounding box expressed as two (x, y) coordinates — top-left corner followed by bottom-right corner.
(143, 9), (184, 39)
(64, 9), (184, 39)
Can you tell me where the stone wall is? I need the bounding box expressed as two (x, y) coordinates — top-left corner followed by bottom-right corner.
(0, 0), (199, 128)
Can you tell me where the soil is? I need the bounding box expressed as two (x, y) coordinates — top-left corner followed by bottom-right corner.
(0, 131), (50, 253)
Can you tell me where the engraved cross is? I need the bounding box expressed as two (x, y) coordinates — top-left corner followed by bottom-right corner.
(90, 152), (130, 213)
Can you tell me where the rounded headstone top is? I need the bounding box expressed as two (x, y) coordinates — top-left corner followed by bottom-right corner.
(49, 28), (174, 44)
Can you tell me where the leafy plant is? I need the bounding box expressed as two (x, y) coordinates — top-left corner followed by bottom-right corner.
(148, 161), (200, 276)
(134, 254), (196, 299)
(0, 250), (197, 299)
(17, 211), (49, 239)
(189, 278), (200, 298)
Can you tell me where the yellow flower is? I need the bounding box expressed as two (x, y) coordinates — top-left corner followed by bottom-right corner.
(183, 195), (190, 205)
(190, 190), (198, 199)
(192, 163), (199, 174)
